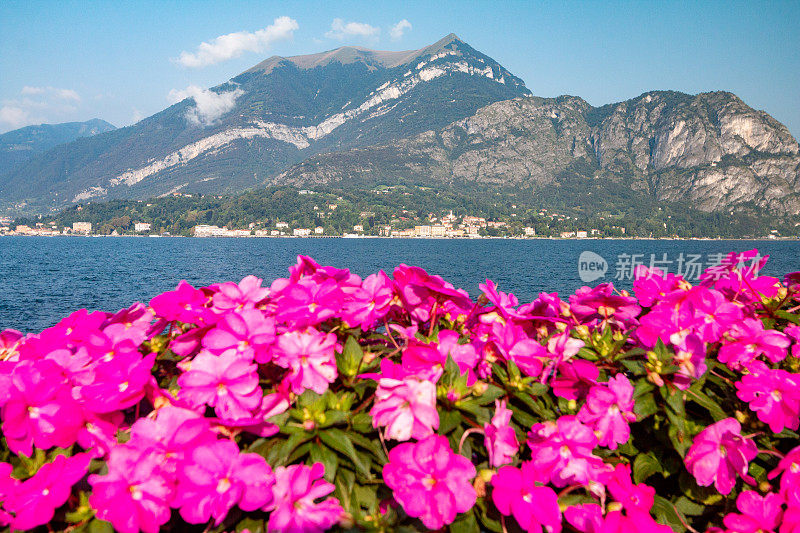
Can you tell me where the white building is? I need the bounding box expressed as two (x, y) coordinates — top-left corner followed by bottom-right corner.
(353, 224), (364, 232)
(134, 222), (151, 232)
(293, 228), (312, 236)
(72, 222), (92, 234)
(275, 222), (289, 229)
(524, 227), (536, 236)
(576, 230), (588, 238)
(314, 227), (324, 234)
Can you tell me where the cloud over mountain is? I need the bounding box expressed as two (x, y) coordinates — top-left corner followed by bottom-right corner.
(168, 85), (244, 126)
(325, 18), (380, 41)
(389, 19), (412, 41)
(175, 16), (298, 68)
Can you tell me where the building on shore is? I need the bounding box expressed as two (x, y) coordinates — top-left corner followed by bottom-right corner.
(72, 222), (92, 234)
(293, 228), (312, 236)
(134, 222), (152, 232)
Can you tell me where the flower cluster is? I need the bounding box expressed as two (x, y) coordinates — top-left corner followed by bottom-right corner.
(1, 250), (800, 532)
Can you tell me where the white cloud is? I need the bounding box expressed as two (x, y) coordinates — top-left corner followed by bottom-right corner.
(0, 106), (30, 129)
(389, 19), (412, 41)
(21, 86), (80, 101)
(168, 85), (244, 126)
(325, 18), (380, 41)
(0, 86), (82, 131)
(175, 16), (298, 68)
(131, 109), (145, 124)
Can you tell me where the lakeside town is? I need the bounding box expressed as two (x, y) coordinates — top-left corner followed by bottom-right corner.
(0, 211), (616, 239)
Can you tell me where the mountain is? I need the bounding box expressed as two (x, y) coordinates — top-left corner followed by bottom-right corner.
(2, 34), (799, 217)
(0, 119), (116, 177)
(0, 34), (528, 212)
(276, 91), (800, 214)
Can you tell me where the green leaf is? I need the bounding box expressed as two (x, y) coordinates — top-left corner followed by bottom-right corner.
(236, 517), (265, 533)
(686, 387), (727, 421)
(318, 428), (373, 480)
(438, 409), (463, 435)
(652, 495), (687, 532)
(309, 444), (339, 482)
(336, 336), (364, 377)
(674, 496), (705, 517)
(334, 468), (356, 513)
(633, 452), (663, 483)
(474, 384), (505, 406)
(634, 392), (658, 420)
(450, 509), (480, 533)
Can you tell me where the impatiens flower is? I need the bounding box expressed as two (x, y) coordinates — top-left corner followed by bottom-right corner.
(341, 271), (394, 329)
(272, 278), (344, 327)
(272, 328), (338, 394)
(175, 440), (275, 525)
(577, 374), (637, 449)
(76, 351), (156, 413)
(564, 503), (673, 533)
(3, 453), (91, 531)
(1, 359), (84, 456)
(178, 350), (262, 420)
(736, 366), (800, 433)
(718, 318), (790, 369)
(368, 360), (438, 441)
(202, 308), (275, 363)
(89, 447), (174, 533)
(383, 435), (477, 530)
(605, 464), (655, 512)
(768, 445), (800, 506)
(527, 416), (610, 487)
(266, 463), (343, 533)
(684, 418), (758, 495)
(484, 399), (519, 467)
(491, 462), (561, 533)
(723, 490), (783, 533)
(0, 462), (17, 526)
(212, 275), (269, 311)
(569, 283), (641, 327)
(149, 280), (213, 325)
(551, 359), (599, 400)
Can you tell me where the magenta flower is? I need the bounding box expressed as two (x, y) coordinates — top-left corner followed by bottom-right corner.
(341, 271), (394, 329)
(0, 462), (17, 527)
(272, 278), (343, 327)
(89, 446), (174, 533)
(527, 416), (610, 487)
(605, 463), (655, 512)
(577, 374), (637, 449)
(393, 263), (473, 323)
(383, 435), (477, 530)
(569, 283), (641, 326)
(1, 359), (84, 456)
(212, 275), (269, 311)
(718, 318), (791, 369)
(175, 440), (275, 525)
(489, 321), (547, 377)
(149, 280), (213, 324)
(768, 446), (800, 506)
(202, 308), (275, 363)
(3, 453), (91, 531)
(632, 266), (683, 307)
(102, 302), (154, 345)
(266, 463), (343, 533)
(491, 463), (562, 533)
(178, 350), (262, 420)
(272, 328), (338, 394)
(484, 399), (519, 467)
(736, 366), (800, 433)
(723, 491), (783, 533)
(0, 328), (23, 360)
(684, 418), (758, 495)
(369, 360), (439, 441)
(77, 352), (156, 413)
(551, 359), (599, 400)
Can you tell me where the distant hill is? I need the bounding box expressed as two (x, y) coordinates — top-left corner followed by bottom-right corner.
(0, 119), (116, 177)
(0, 34), (528, 212)
(1, 34), (799, 218)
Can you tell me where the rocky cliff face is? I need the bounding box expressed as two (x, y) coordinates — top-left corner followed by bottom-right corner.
(276, 91), (800, 214)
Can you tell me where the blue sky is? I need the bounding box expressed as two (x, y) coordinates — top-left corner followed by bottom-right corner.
(1, 0), (798, 136)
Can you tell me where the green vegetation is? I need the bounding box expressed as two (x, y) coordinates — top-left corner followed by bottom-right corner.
(13, 179), (800, 239)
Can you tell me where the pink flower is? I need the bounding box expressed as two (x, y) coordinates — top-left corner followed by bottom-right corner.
(266, 463), (343, 533)
(383, 435), (477, 530)
(149, 280), (213, 325)
(736, 366), (800, 433)
(787, 325), (800, 358)
(1, 359), (84, 456)
(202, 308), (275, 363)
(489, 321), (547, 377)
(178, 350), (262, 420)
(3, 453), (91, 531)
(527, 416), (610, 487)
(211, 275), (269, 311)
(0, 462), (17, 526)
(768, 446), (800, 506)
(175, 440), (275, 525)
(723, 491), (783, 533)
(102, 302), (154, 345)
(564, 503), (673, 533)
(484, 399), (519, 467)
(491, 463), (562, 533)
(684, 418), (757, 495)
(272, 328), (338, 394)
(368, 360), (439, 441)
(272, 278), (343, 327)
(718, 318), (790, 369)
(577, 374), (637, 449)
(89, 447), (173, 533)
(341, 271), (394, 329)
(569, 283), (641, 327)
(551, 359), (599, 400)
(76, 352), (156, 413)
(393, 264), (473, 323)
(605, 464), (655, 512)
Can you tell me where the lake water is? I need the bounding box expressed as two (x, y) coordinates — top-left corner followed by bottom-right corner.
(1, 236), (799, 333)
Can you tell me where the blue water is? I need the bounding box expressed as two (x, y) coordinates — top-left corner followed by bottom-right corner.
(1, 236), (799, 333)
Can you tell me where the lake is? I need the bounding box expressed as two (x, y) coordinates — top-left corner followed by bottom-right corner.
(1, 236), (799, 333)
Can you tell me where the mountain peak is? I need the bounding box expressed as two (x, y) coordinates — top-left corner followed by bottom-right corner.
(245, 33), (472, 75)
